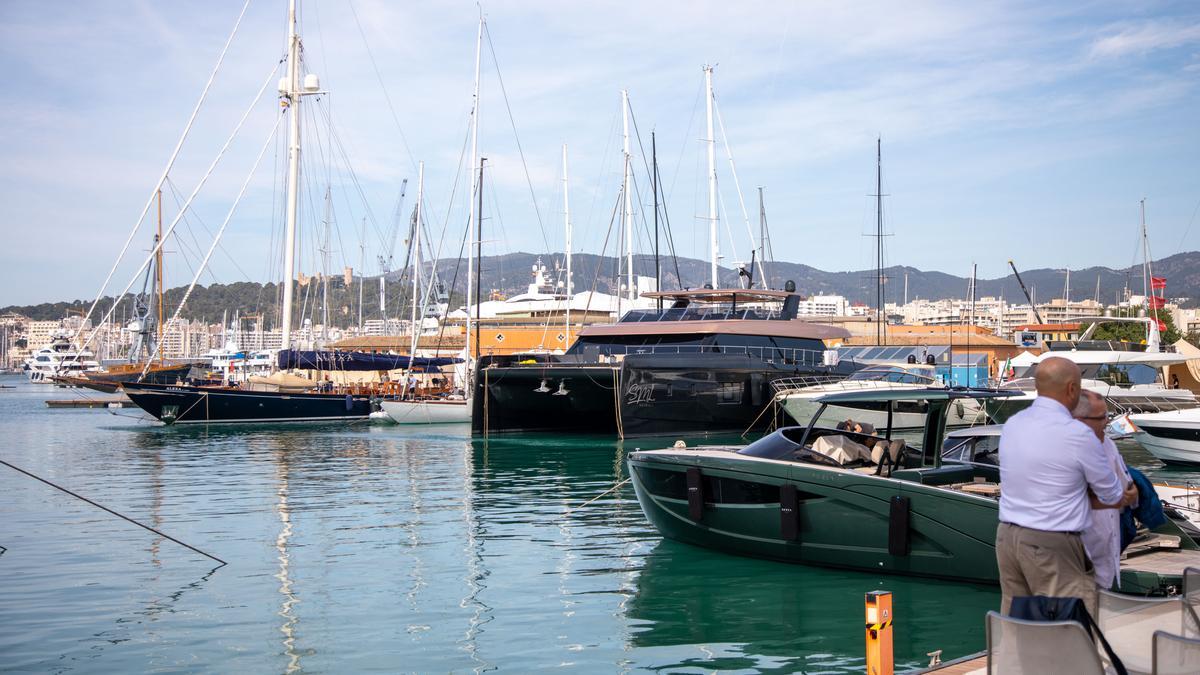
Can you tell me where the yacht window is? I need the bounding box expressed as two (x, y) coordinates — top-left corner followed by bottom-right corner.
(1086, 363), (1161, 386)
(716, 381), (743, 405)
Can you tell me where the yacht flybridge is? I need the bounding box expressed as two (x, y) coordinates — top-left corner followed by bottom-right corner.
(985, 316), (1196, 423)
(472, 285), (853, 438)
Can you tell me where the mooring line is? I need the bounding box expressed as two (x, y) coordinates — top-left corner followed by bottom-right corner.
(0, 458), (227, 567)
(566, 478), (631, 514)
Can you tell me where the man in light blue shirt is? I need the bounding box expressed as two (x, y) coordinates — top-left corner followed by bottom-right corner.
(996, 357), (1136, 616)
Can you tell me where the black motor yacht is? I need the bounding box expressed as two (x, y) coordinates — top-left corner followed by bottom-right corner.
(472, 285), (854, 438)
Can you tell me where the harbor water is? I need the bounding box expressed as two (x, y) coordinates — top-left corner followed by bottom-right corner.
(3, 374), (1193, 673)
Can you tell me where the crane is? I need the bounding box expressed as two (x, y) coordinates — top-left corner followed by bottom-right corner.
(1008, 259), (1044, 324)
(377, 178), (409, 275)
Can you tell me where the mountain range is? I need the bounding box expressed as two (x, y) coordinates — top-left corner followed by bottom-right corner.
(4, 251), (1197, 325)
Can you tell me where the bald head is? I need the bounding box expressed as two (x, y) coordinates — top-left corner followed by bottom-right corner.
(1036, 356), (1082, 410)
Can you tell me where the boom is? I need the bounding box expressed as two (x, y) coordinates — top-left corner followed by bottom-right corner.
(1007, 259), (1044, 324)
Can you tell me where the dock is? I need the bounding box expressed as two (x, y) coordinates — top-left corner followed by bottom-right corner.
(45, 397), (135, 409)
(925, 652), (985, 673)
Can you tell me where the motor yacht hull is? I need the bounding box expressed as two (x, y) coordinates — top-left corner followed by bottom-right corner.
(1130, 409), (1200, 466)
(122, 382), (372, 424)
(380, 398), (469, 425)
(475, 353), (821, 437)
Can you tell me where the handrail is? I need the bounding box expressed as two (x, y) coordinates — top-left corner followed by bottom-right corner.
(511, 343), (828, 367)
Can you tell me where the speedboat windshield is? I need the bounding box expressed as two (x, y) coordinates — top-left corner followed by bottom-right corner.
(846, 365), (938, 385)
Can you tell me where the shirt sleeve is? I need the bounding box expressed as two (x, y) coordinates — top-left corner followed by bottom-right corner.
(1080, 428), (1123, 505)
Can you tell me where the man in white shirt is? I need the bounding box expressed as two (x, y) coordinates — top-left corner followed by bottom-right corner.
(1076, 390), (1130, 592)
(996, 357), (1136, 616)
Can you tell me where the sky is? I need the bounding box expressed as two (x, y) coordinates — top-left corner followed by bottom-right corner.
(1, 0), (1198, 306)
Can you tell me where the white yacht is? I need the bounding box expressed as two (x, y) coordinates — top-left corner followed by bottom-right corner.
(1126, 408), (1200, 466)
(774, 362), (985, 429)
(22, 330), (101, 384)
(985, 317), (1196, 423)
(200, 341), (276, 382)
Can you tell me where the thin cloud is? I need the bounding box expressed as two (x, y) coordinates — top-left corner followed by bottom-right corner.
(1089, 20), (1200, 59)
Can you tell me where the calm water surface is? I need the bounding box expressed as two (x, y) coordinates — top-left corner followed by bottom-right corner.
(3, 374), (1191, 672)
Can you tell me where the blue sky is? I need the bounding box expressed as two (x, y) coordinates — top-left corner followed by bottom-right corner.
(1, 0), (1198, 306)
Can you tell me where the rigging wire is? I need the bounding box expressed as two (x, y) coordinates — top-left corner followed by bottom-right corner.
(143, 114), (285, 373)
(75, 61), (282, 360)
(75, 0), (254, 343)
(482, 22), (551, 255)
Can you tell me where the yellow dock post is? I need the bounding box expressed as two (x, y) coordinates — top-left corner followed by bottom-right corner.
(865, 590), (894, 675)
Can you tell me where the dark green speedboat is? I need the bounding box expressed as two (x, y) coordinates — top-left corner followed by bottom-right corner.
(629, 388), (1200, 590)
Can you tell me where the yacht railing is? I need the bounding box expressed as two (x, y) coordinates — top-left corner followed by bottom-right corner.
(549, 344), (829, 367)
(619, 307), (784, 323)
(1106, 395), (1199, 415)
(769, 375), (847, 395)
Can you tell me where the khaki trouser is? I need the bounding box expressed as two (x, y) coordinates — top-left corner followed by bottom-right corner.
(995, 522), (1097, 618)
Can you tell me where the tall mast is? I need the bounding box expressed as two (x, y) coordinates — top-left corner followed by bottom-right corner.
(757, 187), (767, 288)
(705, 65), (719, 288)
(875, 136), (885, 345)
(465, 14), (483, 372)
(408, 162), (424, 376)
(1141, 197), (1152, 303)
(562, 144), (572, 342)
(280, 0), (303, 351)
(653, 132), (661, 309)
(621, 89), (634, 302)
(320, 186), (331, 346)
(475, 159), (485, 363)
(358, 216), (365, 332)
(155, 188), (164, 362)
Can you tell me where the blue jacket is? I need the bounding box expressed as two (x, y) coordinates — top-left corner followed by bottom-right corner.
(1119, 467), (1167, 551)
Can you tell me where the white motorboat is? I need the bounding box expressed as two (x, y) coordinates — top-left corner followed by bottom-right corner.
(985, 317), (1196, 423)
(380, 398), (469, 425)
(1127, 408), (1200, 466)
(22, 330), (101, 384)
(775, 363), (985, 429)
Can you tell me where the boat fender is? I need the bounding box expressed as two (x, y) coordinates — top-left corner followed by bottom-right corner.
(780, 484), (801, 541)
(686, 468), (705, 522)
(888, 495), (910, 556)
(345, 394), (353, 411)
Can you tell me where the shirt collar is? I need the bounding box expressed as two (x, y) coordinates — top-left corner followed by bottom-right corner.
(1031, 396), (1072, 417)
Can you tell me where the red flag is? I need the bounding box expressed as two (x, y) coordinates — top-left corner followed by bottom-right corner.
(1151, 276), (1167, 290)
(1148, 295), (1166, 309)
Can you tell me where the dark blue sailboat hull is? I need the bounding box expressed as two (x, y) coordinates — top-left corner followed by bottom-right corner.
(122, 382), (372, 425)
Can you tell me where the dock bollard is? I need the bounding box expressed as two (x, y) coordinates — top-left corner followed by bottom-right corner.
(865, 590), (894, 675)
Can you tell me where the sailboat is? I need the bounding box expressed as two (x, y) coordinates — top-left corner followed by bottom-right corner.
(380, 160), (471, 424)
(122, 0), (417, 425)
(62, 191), (198, 393)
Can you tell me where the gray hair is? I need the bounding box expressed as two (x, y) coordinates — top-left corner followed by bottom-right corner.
(1073, 389), (1103, 417)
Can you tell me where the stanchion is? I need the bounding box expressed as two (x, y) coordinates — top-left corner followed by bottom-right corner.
(865, 590), (894, 675)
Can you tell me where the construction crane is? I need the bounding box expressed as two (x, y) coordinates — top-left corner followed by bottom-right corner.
(1008, 259), (1045, 324)
(377, 178), (409, 275)
(376, 179), (408, 316)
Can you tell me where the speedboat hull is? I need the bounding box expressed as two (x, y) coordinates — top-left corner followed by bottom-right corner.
(628, 449), (1001, 584)
(122, 382), (372, 424)
(380, 398), (469, 425)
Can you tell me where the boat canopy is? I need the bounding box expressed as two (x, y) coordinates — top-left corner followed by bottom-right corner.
(278, 349), (462, 372)
(813, 388), (1019, 404)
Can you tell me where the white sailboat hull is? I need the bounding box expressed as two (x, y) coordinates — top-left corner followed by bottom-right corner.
(380, 398), (470, 425)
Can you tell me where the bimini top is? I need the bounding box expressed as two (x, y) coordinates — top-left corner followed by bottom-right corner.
(814, 387), (1020, 404)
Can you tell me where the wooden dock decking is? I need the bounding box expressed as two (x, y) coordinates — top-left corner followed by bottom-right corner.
(45, 397), (135, 409)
